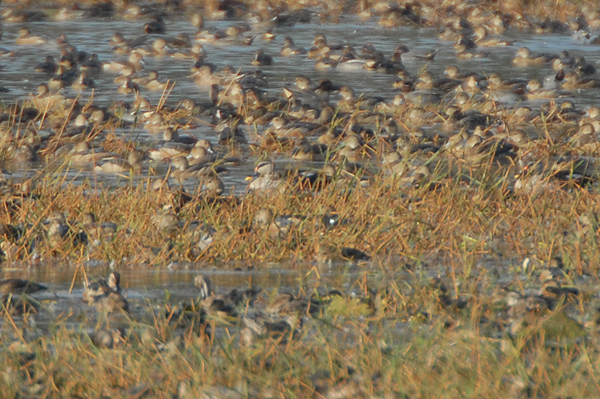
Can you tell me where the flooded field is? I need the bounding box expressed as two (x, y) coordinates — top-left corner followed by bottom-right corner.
(4, 0), (600, 397)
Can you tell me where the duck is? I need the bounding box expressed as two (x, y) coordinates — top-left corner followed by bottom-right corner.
(392, 45), (438, 63)
(454, 43), (489, 60)
(110, 32), (148, 53)
(335, 134), (376, 163)
(0, 279), (47, 296)
(144, 16), (166, 34)
(2, 8), (46, 23)
(71, 72), (95, 91)
(194, 275), (212, 300)
(265, 116), (310, 139)
(486, 73), (527, 92)
(83, 272), (119, 303)
(103, 51), (145, 74)
(291, 137), (329, 161)
(570, 123), (599, 150)
(303, 103), (335, 125)
(314, 243), (371, 265)
(485, 73), (527, 102)
(224, 23), (250, 38)
(122, 3), (142, 20)
(280, 37), (306, 56)
(579, 106), (600, 128)
(172, 43), (205, 60)
(187, 145), (216, 166)
(524, 79), (561, 100)
(512, 47), (557, 67)
(253, 208), (304, 239)
(247, 161), (284, 193)
(194, 26), (227, 44)
(321, 160), (373, 188)
(337, 86), (383, 112)
(337, 56), (383, 73)
(194, 139), (216, 155)
(473, 26), (514, 47)
(0, 240), (19, 262)
(30, 84), (67, 110)
(68, 141), (112, 165)
(112, 63), (137, 84)
(454, 75), (482, 94)
(79, 212), (118, 245)
(152, 207), (180, 235)
(142, 70), (170, 91)
(574, 55), (596, 76)
(143, 112), (167, 135)
(453, 33), (476, 51)
(201, 171), (225, 198)
(551, 55), (574, 73)
(35, 55), (58, 73)
(48, 65), (77, 89)
(148, 137), (195, 161)
(116, 77), (141, 95)
(314, 55), (339, 70)
(251, 49), (274, 66)
(443, 65), (480, 81)
(136, 38), (171, 57)
(44, 211), (72, 248)
(307, 34), (335, 59)
(550, 157), (599, 185)
(263, 291), (322, 316)
(415, 70), (460, 92)
(80, 53), (102, 73)
(399, 164), (432, 188)
(236, 70), (268, 91)
(192, 275), (261, 317)
(93, 151), (144, 174)
(0, 295), (42, 316)
(167, 33), (192, 48)
(15, 27), (46, 45)
(84, 271), (129, 314)
(513, 160), (559, 195)
(561, 71), (600, 90)
(381, 151), (409, 177)
(169, 156), (219, 181)
(193, 65), (241, 88)
(176, 98), (205, 116)
(312, 33), (342, 48)
(308, 41), (333, 60)
(282, 78), (330, 109)
(216, 116), (248, 145)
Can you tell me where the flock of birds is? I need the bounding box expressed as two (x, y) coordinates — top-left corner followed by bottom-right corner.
(1, 1), (600, 201)
(0, 254), (586, 351)
(0, 271), (363, 349)
(1, 2), (600, 346)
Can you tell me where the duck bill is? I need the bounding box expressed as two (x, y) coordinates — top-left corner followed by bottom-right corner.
(245, 173), (259, 182)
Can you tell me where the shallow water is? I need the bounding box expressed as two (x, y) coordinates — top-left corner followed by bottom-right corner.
(0, 259), (379, 332)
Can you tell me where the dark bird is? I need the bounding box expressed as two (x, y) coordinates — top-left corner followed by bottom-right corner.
(0, 279), (47, 296)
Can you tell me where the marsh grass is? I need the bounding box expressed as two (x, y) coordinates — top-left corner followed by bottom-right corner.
(1, 144), (599, 270)
(3, 150), (600, 396)
(0, 286), (599, 398)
